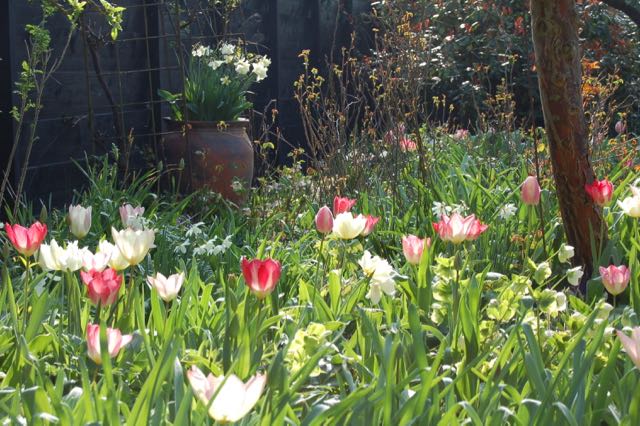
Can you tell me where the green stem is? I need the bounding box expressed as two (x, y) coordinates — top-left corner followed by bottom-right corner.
(22, 257), (31, 333)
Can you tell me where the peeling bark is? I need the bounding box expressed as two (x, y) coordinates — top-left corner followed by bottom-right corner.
(530, 0), (607, 288)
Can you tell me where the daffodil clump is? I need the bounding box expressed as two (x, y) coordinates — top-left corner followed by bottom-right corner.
(159, 41), (270, 122)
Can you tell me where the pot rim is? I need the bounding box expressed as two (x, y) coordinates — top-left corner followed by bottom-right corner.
(163, 117), (249, 129)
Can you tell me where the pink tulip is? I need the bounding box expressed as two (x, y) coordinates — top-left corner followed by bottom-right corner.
(399, 137), (418, 152)
(615, 120), (626, 135)
(315, 206), (334, 234)
(521, 176), (541, 205)
(585, 178), (613, 206)
(119, 204), (145, 229)
(86, 323), (132, 364)
(4, 221), (48, 257)
(333, 196), (356, 215)
(617, 327), (640, 369)
(453, 129), (469, 140)
(241, 257), (282, 299)
(600, 265), (630, 296)
(433, 212), (488, 244)
(360, 215), (380, 236)
(80, 268), (122, 306)
(402, 235), (431, 265)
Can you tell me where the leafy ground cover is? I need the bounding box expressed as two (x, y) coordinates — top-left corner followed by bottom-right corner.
(1, 131), (640, 425)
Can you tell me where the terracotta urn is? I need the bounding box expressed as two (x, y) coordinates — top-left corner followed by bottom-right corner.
(162, 119), (254, 203)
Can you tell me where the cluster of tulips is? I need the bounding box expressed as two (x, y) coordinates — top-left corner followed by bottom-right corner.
(4, 203), (283, 422)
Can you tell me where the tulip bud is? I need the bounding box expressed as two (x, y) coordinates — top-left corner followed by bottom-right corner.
(600, 265), (630, 296)
(111, 227), (155, 266)
(617, 328), (640, 369)
(81, 268), (122, 306)
(241, 257), (281, 299)
(615, 120), (626, 135)
(69, 205), (92, 239)
(360, 215), (380, 236)
(147, 272), (185, 302)
(585, 179), (613, 206)
(314, 206), (333, 234)
(521, 176), (541, 205)
(333, 196), (357, 215)
(332, 213), (367, 240)
(86, 323), (132, 365)
(187, 365), (267, 423)
(4, 221), (48, 257)
(402, 235), (430, 265)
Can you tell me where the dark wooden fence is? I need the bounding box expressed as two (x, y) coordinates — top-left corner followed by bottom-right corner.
(0, 0), (370, 208)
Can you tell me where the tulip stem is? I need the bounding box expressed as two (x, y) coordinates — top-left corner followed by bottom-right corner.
(22, 257), (31, 333)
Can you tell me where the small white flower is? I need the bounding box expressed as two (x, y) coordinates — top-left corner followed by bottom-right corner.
(221, 76), (231, 85)
(497, 203), (517, 220)
(235, 59), (251, 75)
(252, 62), (269, 82)
(566, 266), (583, 286)
(432, 201), (452, 218)
(220, 43), (235, 56)
(208, 60), (224, 70)
(186, 222), (205, 238)
(558, 244), (574, 263)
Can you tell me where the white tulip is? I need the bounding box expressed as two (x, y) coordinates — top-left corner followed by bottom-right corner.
(68, 205), (92, 238)
(111, 227), (155, 266)
(187, 365), (266, 423)
(147, 272), (184, 302)
(332, 213), (367, 240)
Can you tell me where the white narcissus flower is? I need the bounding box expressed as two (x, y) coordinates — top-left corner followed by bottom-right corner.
(558, 244), (574, 263)
(187, 365), (266, 423)
(68, 205), (92, 238)
(235, 59), (251, 75)
(97, 240), (130, 271)
(252, 61), (269, 82)
(147, 272), (185, 302)
(497, 203), (517, 220)
(111, 227), (155, 266)
(358, 250), (396, 305)
(220, 43), (235, 56)
(38, 239), (87, 272)
(332, 213), (367, 240)
(208, 59), (224, 70)
(566, 266), (583, 286)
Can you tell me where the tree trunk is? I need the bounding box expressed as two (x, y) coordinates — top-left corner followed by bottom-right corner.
(530, 0), (606, 289)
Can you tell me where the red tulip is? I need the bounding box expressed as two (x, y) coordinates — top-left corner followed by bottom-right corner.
(585, 178), (613, 206)
(600, 265), (630, 296)
(402, 235), (431, 265)
(315, 206), (334, 234)
(333, 196), (356, 215)
(360, 215), (380, 236)
(241, 257), (281, 299)
(4, 221), (48, 257)
(80, 268), (123, 306)
(521, 176), (541, 205)
(433, 213), (488, 244)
